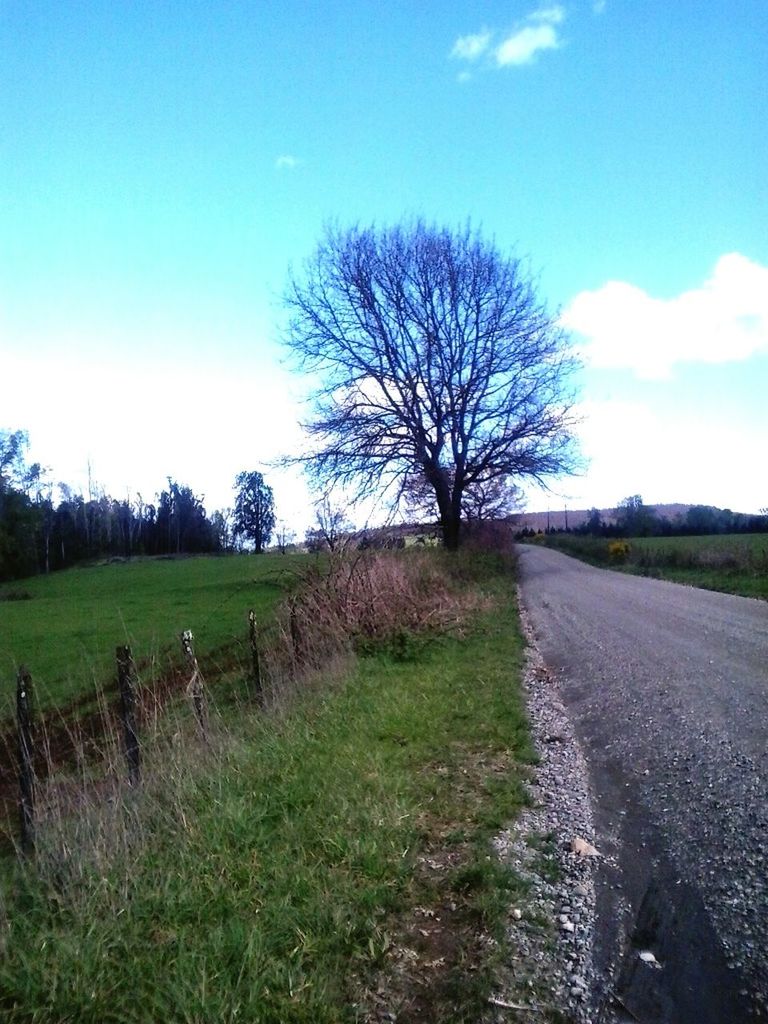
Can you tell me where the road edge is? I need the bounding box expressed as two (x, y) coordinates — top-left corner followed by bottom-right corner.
(489, 592), (603, 1022)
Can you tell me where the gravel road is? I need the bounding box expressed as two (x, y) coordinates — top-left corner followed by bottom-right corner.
(517, 544), (768, 1023)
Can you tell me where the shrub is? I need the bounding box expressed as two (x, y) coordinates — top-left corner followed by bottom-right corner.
(264, 550), (482, 689)
(607, 540), (631, 563)
(462, 520), (516, 553)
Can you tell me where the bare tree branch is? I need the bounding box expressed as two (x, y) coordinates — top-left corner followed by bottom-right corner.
(283, 221), (580, 549)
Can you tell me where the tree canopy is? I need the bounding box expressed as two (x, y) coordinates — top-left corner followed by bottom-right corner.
(284, 221), (579, 549)
(614, 494), (658, 537)
(233, 471), (275, 553)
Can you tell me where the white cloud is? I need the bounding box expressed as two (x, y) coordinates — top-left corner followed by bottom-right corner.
(530, 5), (566, 25)
(275, 154), (299, 171)
(562, 253), (768, 378)
(0, 346), (312, 532)
(450, 29), (491, 61)
(524, 397), (768, 514)
(578, 398), (768, 512)
(495, 24), (560, 66)
(451, 6), (565, 71)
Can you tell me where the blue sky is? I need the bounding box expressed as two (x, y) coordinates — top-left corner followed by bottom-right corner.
(2, 0), (766, 527)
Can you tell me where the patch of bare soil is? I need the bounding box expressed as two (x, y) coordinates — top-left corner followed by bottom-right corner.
(359, 835), (497, 1023)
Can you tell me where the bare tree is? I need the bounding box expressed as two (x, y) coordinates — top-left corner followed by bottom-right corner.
(284, 221), (579, 549)
(274, 520), (296, 554)
(210, 507), (235, 552)
(311, 493), (353, 552)
(461, 476), (523, 521)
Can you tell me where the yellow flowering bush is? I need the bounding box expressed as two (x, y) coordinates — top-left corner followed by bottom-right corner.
(608, 539), (631, 562)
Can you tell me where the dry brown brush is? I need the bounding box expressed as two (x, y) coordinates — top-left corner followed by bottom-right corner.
(261, 549), (485, 702)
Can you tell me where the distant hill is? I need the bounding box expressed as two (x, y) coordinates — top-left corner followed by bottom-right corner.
(511, 503), (698, 532)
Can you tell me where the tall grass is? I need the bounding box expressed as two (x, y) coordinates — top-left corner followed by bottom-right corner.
(0, 549), (532, 1023)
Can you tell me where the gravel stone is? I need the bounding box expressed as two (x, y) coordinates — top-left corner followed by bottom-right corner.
(491, 596), (599, 1023)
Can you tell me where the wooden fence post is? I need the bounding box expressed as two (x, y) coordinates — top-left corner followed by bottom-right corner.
(116, 646), (141, 786)
(16, 665), (35, 856)
(248, 609), (263, 702)
(181, 630), (208, 741)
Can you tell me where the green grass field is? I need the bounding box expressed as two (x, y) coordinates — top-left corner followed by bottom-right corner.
(0, 554), (304, 714)
(538, 532), (768, 600)
(630, 532), (768, 559)
(0, 550), (538, 1023)
(630, 533), (768, 598)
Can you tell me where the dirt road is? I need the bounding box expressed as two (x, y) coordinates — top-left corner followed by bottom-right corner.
(517, 544), (768, 1023)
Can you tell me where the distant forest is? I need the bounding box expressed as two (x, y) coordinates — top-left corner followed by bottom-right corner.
(514, 495), (768, 540)
(1, 429), (232, 583)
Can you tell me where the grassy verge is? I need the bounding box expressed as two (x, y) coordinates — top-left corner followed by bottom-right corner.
(535, 533), (768, 600)
(0, 552), (532, 1023)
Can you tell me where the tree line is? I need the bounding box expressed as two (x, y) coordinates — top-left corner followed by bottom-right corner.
(0, 430), (278, 583)
(516, 494), (768, 540)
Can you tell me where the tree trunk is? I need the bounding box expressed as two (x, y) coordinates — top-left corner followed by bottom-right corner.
(441, 512), (462, 551)
(430, 467), (462, 550)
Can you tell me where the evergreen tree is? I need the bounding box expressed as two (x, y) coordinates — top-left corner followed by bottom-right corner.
(233, 472), (275, 553)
